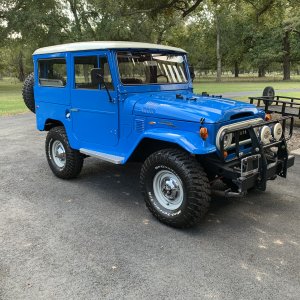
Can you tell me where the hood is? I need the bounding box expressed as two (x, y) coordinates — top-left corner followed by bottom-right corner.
(131, 92), (261, 123)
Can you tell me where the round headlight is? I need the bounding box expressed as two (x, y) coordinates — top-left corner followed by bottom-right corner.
(272, 123), (283, 141)
(260, 126), (272, 145)
(223, 133), (233, 149)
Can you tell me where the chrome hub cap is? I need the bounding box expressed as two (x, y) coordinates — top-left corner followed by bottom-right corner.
(153, 170), (184, 210)
(51, 140), (66, 168)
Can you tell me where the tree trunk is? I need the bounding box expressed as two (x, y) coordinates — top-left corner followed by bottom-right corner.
(234, 61), (239, 78)
(216, 14), (221, 82)
(258, 66), (266, 78)
(83, 64), (89, 83)
(283, 31), (291, 81)
(17, 51), (25, 82)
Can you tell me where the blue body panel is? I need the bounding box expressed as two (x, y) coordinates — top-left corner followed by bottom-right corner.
(33, 49), (265, 163)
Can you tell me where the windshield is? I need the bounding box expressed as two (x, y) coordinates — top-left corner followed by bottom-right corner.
(117, 52), (188, 85)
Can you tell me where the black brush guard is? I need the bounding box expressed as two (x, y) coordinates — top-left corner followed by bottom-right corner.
(206, 116), (295, 194)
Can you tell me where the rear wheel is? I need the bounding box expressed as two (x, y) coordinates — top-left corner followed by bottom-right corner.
(45, 126), (83, 179)
(140, 148), (211, 228)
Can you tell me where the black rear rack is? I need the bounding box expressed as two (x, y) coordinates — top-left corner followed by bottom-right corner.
(249, 96), (300, 119)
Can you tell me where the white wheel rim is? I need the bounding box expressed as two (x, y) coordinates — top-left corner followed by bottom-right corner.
(153, 170), (184, 210)
(51, 140), (66, 168)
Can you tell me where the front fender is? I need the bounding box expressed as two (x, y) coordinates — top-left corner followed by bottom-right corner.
(141, 128), (216, 155)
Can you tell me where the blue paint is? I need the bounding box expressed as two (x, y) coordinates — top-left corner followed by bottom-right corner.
(33, 47), (264, 163)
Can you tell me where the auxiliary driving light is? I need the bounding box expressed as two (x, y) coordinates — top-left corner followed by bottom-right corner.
(260, 125), (272, 145)
(272, 123), (283, 141)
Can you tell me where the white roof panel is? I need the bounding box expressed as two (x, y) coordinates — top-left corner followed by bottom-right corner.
(33, 41), (186, 55)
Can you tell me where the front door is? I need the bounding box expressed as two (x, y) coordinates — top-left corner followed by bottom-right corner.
(70, 51), (118, 148)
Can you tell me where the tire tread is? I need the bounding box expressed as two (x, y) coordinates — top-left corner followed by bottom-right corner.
(22, 73), (35, 113)
(46, 126), (83, 179)
(140, 148), (211, 228)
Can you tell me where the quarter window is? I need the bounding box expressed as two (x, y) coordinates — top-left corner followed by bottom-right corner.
(38, 59), (67, 87)
(99, 57), (113, 90)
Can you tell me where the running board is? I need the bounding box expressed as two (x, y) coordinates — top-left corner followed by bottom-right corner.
(79, 148), (125, 164)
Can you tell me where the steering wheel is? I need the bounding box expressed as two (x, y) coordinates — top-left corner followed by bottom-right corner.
(156, 74), (169, 83)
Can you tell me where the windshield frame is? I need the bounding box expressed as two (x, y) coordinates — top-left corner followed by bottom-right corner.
(115, 50), (190, 87)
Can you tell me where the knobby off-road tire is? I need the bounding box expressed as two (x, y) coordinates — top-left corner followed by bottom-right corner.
(22, 73), (35, 113)
(46, 126), (83, 179)
(140, 148), (211, 228)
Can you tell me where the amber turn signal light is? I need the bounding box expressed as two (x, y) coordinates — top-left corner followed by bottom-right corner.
(223, 151), (228, 158)
(200, 127), (208, 140)
(265, 113), (272, 121)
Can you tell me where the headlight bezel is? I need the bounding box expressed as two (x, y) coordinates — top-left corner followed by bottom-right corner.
(223, 133), (233, 150)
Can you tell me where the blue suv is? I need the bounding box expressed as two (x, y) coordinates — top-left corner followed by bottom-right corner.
(22, 41), (294, 228)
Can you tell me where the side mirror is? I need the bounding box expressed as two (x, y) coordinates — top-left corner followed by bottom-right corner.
(189, 65), (195, 81)
(91, 68), (104, 85)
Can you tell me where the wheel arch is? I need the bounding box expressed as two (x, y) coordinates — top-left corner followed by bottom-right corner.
(128, 137), (186, 162)
(128, 129), (216, 162)
(44, 119), (65, 131)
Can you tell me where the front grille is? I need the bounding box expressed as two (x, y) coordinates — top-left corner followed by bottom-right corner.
(232, 130), (251, 145)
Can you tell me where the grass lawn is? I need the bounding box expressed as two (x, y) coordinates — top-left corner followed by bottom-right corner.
(0, 77), (299, 116)
(193, 81), (300, 96)
(0, 78), (26, 116)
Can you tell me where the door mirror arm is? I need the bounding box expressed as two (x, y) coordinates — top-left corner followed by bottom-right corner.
(91, 68), (114, 103)
(101, 79), (113, 103)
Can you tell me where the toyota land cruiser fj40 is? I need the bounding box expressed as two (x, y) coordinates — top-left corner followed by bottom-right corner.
(22, 41), (295, 228)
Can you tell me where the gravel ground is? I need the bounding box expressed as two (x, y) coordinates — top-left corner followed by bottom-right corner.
(288, 126), (300, 150)
(270, 113), (300, 151)
(0, 113), (300, 300)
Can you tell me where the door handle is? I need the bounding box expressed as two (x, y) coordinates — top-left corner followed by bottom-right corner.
(70, 108), (79, 112)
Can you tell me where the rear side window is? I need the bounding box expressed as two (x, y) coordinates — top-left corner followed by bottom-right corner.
(38, 59), (67, 87)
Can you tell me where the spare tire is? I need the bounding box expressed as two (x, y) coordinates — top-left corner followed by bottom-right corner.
(262, 86), (275, 105)
(22, 73), (35, 113)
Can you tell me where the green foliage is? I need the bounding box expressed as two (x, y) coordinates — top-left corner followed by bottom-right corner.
(0, 0), (299, 81)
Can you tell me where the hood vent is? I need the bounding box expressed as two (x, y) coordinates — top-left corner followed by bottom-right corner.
(230, 112), (253, 120)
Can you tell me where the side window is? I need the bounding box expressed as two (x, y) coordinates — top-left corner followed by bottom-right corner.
(38, 59), (67, 87)
(74, 55), (114, 90)
(75, 56), (98, 89)
(99, 57), (114, 90)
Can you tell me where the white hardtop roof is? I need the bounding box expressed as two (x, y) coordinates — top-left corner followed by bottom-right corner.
(33, 41), (186, 55)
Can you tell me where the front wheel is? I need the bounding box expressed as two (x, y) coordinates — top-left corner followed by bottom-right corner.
(45, 126), (83, 179)
(140, 149), (211, 228)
